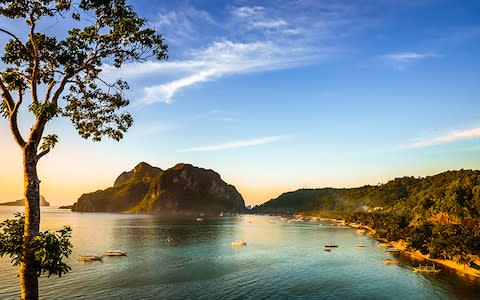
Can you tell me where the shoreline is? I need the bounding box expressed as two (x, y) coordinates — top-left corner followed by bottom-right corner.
(297, 212), (480, 279)
(389, 240), (480, 278)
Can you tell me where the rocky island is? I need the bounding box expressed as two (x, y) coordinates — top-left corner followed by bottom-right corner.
(72, 162), (246, 215)
(0, 195), (50, 207)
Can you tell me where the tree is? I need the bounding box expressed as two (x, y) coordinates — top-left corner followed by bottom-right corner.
(0, 1), (167, 299)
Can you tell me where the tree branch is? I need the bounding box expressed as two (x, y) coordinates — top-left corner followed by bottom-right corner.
(0, 77), (15, 113)
(29, 12), (39, 104)
(45, 80), (56, 103)
(10, 87), (26, 147)
(0, 28), (23, 44)
(51, 75), (71, 107)
(36, 149), (50, 161)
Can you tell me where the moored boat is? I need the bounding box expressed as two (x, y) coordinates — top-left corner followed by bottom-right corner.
(324, 243), (338, 248)
(413, 264), (441, 273)
(383, 259), (399, 265)
(103, 250), (127, 256)
(79, 255), (103, 261)
(386, 247), (401, 253)
(231, 240), (247, 247)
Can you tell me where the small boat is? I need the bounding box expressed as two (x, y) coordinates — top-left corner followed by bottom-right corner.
(383, 259), (399, 265)
(324, 244), (338, 248)
(196, 217), (204, 221)
(79, 255), (103, 261)
(355, 243), (366, 248)
(103, 250), (127, 256)
(356, 229), (366, 234)
(231, 240), (247, 247)
(413, 264), (441, 273)
(323, 247), (332, 252)
(267, 219), (276, 224)
(386, 247), (401, 253)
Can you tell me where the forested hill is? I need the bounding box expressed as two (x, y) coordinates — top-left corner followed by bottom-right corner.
(254, 170), (480, 220)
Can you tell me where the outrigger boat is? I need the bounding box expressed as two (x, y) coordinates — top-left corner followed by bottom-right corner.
(79, 255), (103, 261)
(103, 250), (127, 256)
(413, 264), (441, 273)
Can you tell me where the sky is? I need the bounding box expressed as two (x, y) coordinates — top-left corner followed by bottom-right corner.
(1, 0), (480, 206)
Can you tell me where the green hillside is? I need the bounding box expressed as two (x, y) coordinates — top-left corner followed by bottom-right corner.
(255, 170), (480, 220)
(254, 170), (480, 265)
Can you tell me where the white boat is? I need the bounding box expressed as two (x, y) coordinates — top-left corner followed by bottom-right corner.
(413, 264), (441, 273)
(231, 240), (247, 247)
(196, 217), (204, 221)
(103, 250), (127, 256)
(386, 247), (401, 253)
(79, 255), (103, 261)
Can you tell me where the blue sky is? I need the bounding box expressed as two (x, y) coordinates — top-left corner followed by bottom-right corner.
(1, 0), (480, 206)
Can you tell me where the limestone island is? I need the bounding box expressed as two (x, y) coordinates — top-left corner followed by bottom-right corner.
(71, 162), (246, 216)
(0, 195), (50, 207)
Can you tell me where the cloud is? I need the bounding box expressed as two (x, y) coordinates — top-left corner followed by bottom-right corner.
(131, 40), (323, 104)
(403, 127), (480, 148)
(101, 1), (365, 105)
(231, 6), (264, 18)
(181, 136), (285, 152)
(141, 69), (219, 104)
(380, 52), (437, 70)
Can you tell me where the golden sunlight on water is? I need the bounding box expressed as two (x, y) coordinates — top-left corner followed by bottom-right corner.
(1, 207), (480, 299)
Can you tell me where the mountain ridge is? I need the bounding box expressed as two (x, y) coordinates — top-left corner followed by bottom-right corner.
(72, 162), (246, 215)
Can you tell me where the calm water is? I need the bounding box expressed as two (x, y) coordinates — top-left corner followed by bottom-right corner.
(1, 207), (479, 299)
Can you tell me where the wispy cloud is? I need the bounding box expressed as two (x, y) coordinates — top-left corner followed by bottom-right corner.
(181, 136), (285, 152)
(380, 51), (438, 70)
(120, 40), (325, 105)
(403, 127), (480, 149)
(99, 1), (362, 105)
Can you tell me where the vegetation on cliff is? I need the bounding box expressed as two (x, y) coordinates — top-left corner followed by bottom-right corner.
(254, 170), (480, 265)
(72, 162), (245, 215)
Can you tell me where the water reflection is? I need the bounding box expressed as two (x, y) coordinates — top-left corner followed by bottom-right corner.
(1, 208), (480, 299)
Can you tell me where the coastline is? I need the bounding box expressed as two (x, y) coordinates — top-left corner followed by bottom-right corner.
(297, 212), (480, 279)
(389, 240), (480, 278)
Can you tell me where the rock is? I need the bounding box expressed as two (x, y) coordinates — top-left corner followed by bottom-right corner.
(0, 195), (50, 206)
(72, 162), (245, 215)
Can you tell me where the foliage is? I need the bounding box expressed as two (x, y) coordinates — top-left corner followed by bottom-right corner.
(0, 213), (72, 278)
(255, 170), (480, 264)
(0, 0), (168, 143)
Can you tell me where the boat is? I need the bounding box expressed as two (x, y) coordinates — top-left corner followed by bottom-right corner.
(324, 244), (338, 248)
(267, 219), (276, 224)
(413, 264), (441, 273)
(356, 229), (366, 234)
(103, 250), (127, 256)
(196, 217), (204, 221)
(231, 240), (247, 247)
(386, 247), (401, 253)
(355, 243), (366, 248)
(323, 247), (332, 252)
(79, 255), (103, 261)
(383, 259), (399, 265)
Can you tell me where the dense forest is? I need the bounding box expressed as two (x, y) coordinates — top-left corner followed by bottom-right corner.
(254, 170), (480, 265)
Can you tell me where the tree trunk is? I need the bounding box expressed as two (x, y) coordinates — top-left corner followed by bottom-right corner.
(19, 145), (40, 300)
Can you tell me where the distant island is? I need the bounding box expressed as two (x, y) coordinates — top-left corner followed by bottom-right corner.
(71, 162), (246, 215)
(253, 169), (480, 276)
(0, 195), (50, 207)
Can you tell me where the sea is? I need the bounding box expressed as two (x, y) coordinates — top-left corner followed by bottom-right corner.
(1, 206), (479, 299)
